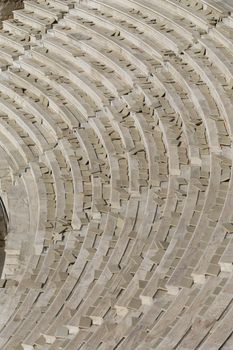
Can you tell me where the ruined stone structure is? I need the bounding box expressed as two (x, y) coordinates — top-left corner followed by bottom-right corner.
(0, 0), (233, 349)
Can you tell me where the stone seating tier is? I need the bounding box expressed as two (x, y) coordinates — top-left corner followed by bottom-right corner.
(0, 0), (232, 349)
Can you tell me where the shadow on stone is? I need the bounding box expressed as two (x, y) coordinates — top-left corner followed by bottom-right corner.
(0, 0), (24, 23)
(0, 198), (8, 277)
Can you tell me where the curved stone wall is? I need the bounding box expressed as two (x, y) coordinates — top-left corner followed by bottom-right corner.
(0, 0), (232, 349)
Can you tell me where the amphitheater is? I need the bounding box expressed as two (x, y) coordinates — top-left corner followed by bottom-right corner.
(0, 0), (233, 349)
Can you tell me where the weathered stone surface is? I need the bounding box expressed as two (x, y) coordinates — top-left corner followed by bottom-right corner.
(0, 0), (23, 21)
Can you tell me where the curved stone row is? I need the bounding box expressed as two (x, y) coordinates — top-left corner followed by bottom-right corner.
(0, 0), (233, 349)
